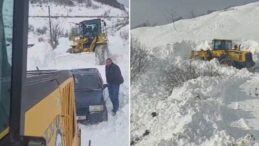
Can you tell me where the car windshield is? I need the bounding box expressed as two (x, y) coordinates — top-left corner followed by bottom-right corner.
(0, 0), (13, 137)
(74, 74), (101, 90)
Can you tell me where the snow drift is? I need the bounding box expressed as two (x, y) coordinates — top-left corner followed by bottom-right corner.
(131, 2), (259, 146)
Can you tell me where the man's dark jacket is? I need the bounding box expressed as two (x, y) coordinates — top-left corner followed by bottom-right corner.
(105, 63), (124, 85)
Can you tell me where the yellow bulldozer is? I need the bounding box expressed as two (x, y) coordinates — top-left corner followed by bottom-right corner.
(68, 19), (109, 65)
(191, 39), (255, 69)
(0, 0), (81, 146)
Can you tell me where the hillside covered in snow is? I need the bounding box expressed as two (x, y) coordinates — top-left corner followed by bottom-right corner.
(131, 2), (259, 146)
(132, 2), (259, 49)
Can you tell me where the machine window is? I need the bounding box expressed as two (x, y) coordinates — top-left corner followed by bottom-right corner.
(80, 21), (99, 37)
(225, 41), (232, 50)
(214, 40), (222, 50)
(0, 0), (14, 136)
(214, 40), (232, 50)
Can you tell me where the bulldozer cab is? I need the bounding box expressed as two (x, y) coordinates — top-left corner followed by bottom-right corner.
(212, 39), (232, 50)
(79, 19), (105, 38)
(68, 19), (108, 65)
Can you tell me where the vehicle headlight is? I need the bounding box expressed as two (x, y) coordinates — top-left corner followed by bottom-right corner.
(28, 138), (46, 146)
(77, 116), (86, 120)
(74, 36), (80, 40)
(89, 105), (104, 113)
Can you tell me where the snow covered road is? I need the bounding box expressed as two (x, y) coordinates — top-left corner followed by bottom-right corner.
(28, 1), (129, 144)
(27, 11), (129, 146)
(79, 28), (129, 146)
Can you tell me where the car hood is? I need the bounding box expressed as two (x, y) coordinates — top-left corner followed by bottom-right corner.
(75, 89), (103, 108)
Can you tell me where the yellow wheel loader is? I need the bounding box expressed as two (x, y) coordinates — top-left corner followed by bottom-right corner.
(68, 19), (109, 65)
(0, 0), (81, 146)
(191, 39), (255, 69)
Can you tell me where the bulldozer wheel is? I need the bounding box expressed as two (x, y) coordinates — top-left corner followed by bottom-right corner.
(218, 56), (234, 66)
(251, 66), (259, 73)
(95, 44), (109, 65)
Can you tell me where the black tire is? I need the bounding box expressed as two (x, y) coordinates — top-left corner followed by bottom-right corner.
(246, 61), (255, 68)
(252, 66), (259, 73)
(218, 56), (234, 66)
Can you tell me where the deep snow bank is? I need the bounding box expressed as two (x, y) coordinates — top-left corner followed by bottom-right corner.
(27, 42), (55, 70)
(131, 39), (259, 65)
(131, 2), (259, 146)
(131, 60), (259, 145)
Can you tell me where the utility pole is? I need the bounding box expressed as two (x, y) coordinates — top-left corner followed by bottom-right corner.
(48, 5), (54, 48)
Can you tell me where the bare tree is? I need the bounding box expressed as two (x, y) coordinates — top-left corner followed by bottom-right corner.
(165, 9), (177, 30)
(130, 39), (151, 81)
(47, 6), (63, 49)
(163, 60), (220, 94)
(49, 22), (63, 49)
(134, 20), (156, 28)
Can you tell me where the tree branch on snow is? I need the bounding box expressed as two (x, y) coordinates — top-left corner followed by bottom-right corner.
(49, 22), (64, 49)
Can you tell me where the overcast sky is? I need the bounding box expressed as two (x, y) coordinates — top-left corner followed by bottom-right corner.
(131, 0), (258, 28)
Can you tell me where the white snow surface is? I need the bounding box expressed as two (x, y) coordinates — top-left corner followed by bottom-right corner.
(132, 67), (259, 146)
(131, 2), (259, 146)
(28, 2), (129, 146)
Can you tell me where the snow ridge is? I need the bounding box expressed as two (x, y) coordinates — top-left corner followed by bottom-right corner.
(131, 2), (259, 146)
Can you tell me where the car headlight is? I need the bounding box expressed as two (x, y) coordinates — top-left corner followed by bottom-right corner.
(77, 116), (86, 120)
(89, 105), (104, 113)
(28, 138), (46, 146)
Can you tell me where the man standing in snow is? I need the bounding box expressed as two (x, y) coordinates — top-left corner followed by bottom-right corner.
(105, 58), (124, 116)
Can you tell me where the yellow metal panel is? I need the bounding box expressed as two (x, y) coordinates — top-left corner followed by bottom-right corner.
(227, 50), (246, 62)
(24, 89), (61, 137)
(24, 77), (80, 146)
(0, 127), (9, 140)
(89, 37), (98, 52)
(58, 78), (80, 146)
(96, 33), (107, 44)
(211, 50), (225, 58)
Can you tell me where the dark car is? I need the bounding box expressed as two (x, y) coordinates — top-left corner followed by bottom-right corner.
(72, 68), (108, 124)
